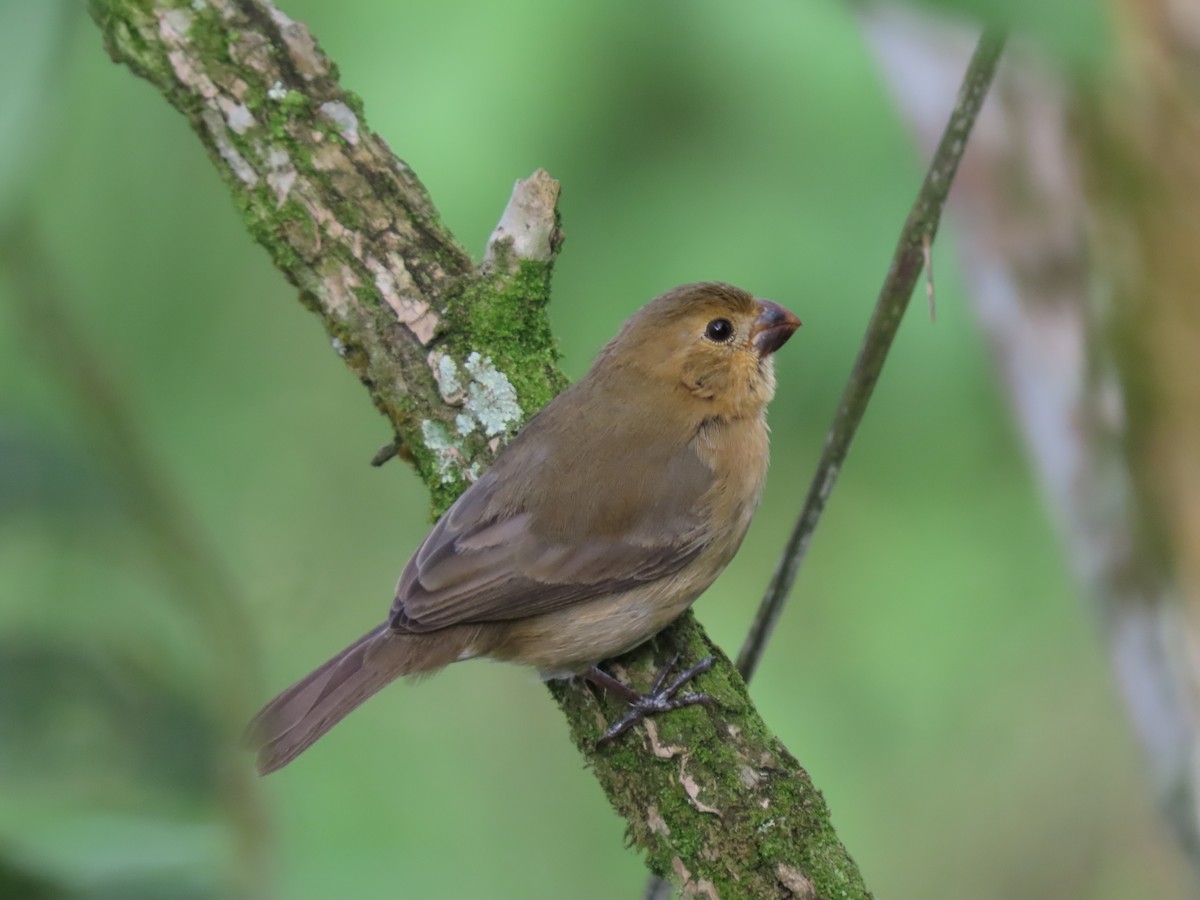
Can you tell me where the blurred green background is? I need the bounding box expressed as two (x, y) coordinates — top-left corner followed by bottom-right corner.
(0, 0), (1192, 897)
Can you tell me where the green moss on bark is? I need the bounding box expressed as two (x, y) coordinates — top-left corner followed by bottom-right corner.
(443, 260), (567, 415)
(551, 613), (868, 899)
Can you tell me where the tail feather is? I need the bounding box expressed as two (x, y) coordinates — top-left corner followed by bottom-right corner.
(247, 623), (480, 775)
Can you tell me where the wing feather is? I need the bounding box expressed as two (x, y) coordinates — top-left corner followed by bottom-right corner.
(389, 440), (714, 633)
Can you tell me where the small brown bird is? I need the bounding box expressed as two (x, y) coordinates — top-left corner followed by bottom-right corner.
(249, 282), (799, 774)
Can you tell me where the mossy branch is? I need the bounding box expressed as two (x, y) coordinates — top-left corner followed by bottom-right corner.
(87, 1), (869, 897)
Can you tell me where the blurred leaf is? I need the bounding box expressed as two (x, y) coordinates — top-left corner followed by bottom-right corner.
(0, 423), (111, 522)
(0, 635), (226, 900)
(0, 850), (64, 900)
(0, 635), (219, 798)
(0, 812), (223, 900)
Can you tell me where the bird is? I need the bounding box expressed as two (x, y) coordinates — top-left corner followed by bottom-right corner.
(248, 282), (800, 774)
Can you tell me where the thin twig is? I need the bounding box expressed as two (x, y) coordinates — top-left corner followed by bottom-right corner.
(735, 25), (1007, 682)
(923, 232), (936, 322)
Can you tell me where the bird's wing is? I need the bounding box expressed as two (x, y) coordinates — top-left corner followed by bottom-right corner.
(389, 443), (714, 632)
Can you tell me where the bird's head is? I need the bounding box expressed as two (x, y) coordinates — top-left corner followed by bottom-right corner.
(595, 282), (801, 423)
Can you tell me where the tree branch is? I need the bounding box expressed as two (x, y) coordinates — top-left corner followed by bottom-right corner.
(87, 1), (869, 896)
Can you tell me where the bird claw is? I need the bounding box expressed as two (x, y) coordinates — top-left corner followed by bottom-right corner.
(590, 655), (718, 746)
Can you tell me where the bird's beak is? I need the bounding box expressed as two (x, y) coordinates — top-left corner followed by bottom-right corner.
(751, 299), (801, 357)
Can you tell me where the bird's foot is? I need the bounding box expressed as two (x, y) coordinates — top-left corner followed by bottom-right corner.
(586, 655), (717, 746)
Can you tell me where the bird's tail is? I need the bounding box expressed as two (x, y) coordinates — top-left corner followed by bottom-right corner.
(247, 623), (481, 775)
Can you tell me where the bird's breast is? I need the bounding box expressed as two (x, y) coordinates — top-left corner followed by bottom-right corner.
(694, 415), (770, 524)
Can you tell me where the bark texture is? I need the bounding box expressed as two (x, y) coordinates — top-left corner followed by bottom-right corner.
(87, 1), (870, 896)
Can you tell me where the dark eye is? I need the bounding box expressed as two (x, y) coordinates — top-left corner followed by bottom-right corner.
(705, 318), (734, 342)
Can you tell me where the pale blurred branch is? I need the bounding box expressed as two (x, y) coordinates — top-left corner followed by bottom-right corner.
(86, 1), (869, 896)
(860, 2), (1200, 879)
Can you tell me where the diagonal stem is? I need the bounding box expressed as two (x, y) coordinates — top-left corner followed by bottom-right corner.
(735, 25), (1008, 681)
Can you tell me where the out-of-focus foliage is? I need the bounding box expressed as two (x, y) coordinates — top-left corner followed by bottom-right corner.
(0, 0), (1190, 897)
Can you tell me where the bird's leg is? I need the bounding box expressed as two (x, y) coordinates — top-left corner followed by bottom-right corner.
(586, 655), (717, 745)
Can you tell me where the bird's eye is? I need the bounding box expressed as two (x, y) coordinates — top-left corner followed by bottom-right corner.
(705, 318), (734, 343)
